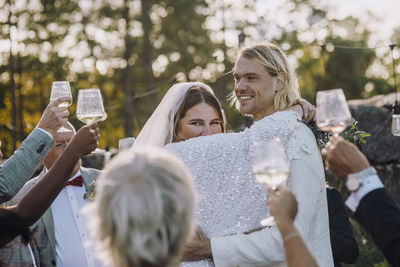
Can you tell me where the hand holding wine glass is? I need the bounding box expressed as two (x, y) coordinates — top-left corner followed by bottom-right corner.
(50, 81), (73, 132)
(252, 138), (290, 226)
(316, 88), (351, 136)
(76, 89), (107, 125)
(37, 98), (70, 137)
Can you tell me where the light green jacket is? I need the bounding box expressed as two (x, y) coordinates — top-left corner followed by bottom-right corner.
(0, 128), (54, 203)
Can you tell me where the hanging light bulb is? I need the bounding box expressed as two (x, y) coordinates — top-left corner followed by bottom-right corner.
(393, 101), (400, 136)
(389, 44), (400, 136)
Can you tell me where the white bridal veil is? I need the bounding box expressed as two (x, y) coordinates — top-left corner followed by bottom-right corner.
(133, 82), (215, 147)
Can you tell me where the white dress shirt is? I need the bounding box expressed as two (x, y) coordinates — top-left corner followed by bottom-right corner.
(346, 174), (384, 212)
(43, 168), (102, 267)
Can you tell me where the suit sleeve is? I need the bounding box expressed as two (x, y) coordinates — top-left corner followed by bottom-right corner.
(211, 125), (331, 267)
(327, 188), (359, 264)
(355, 188), (400, 267)
(0, 129), (54, 203)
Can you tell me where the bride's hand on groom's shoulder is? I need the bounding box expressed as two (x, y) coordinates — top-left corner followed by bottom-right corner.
(292, 98), (316, 123)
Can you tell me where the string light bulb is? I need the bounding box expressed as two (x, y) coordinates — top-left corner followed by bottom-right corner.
(389, 44), (400, 136)
(393, 101), (400, 136)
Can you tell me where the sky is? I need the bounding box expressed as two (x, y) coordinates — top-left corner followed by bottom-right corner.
(333, 0), (400, 44)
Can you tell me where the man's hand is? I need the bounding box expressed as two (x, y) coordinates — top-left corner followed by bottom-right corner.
(322, 136), (370, 178)
(182, 225), (212, 261)
(66, 123), (100, 157)
(267, 186), (298, 226)
(37, 97), (70, 138)
(294, 98), (316, 123)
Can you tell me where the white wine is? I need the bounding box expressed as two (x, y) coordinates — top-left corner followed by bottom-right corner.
(57, 101), (72, 107)
(77, 114), (107, 124)
(253, 169), (289, 187)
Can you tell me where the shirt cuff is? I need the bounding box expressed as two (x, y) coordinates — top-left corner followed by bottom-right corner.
(346, 174), (384, 212)
(36, 127), (53, 139)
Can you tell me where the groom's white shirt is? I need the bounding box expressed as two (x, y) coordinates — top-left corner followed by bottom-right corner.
(168, 111), (333, 267)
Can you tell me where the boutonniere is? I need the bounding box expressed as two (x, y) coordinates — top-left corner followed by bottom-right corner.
(84, 181), (96, 201)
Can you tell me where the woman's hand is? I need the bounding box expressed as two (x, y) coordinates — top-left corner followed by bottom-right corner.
(294, 98), (316, 123)
(66, 123), (100, 158)
(182, 225), (212, 261)
(267, 186), (298, 226)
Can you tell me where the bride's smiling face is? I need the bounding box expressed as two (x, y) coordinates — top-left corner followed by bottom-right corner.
(177, 102), (223, 140)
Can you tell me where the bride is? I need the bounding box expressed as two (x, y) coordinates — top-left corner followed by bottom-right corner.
(133, 81), (333, 266)
(134, 82), (226, 147)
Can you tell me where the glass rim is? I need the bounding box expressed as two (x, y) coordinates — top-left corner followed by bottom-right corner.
(78, 88), (101, 92)
(316, 88), (345, 95)
(52, 81), (70, 84)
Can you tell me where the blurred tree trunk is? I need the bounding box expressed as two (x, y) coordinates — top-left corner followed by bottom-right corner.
(7, 0), (17, 151)
(141, 0), (155, 93)
(17, 53), (25, 141)
(122, 0), (134, 137)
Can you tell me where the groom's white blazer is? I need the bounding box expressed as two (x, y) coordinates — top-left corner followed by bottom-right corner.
(169, 111), (334, 267)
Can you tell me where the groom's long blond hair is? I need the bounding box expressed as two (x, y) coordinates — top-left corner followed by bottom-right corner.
(232, 42), (300, 111)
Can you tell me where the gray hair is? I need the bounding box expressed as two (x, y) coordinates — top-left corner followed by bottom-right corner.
(87, 147), (196, 267)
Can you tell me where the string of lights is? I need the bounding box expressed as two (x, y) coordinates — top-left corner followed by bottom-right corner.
(103, 39), (400, 119)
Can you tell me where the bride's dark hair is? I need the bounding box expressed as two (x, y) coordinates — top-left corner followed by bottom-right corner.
(172, 85), (226, 142)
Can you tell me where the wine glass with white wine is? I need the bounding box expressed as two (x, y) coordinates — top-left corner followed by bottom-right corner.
(316, 88), (352, 136)
(251, 138), (290, 226)
(50, 81), (73, 132)
(76, 89), (107, 125)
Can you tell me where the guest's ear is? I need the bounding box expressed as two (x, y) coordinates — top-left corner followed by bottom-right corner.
(274, 72), (286, 92)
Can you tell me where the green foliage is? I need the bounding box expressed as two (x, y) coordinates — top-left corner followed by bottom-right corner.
(0, 0), (396, 160)
(307, 118), (370, 149)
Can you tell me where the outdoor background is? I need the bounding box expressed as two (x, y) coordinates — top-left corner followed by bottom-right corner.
(1, 0), (399, 265)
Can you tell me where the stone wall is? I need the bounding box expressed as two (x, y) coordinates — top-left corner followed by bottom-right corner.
(347, 92), (400, 203)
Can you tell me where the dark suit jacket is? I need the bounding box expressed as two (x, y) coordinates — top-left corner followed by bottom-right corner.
(327, 187), (359, 267)
(355, 188), (400, 267)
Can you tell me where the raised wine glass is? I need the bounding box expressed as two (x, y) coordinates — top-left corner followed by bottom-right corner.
(76, 89), (107, 125)
(251, 138), (290, 226)
(50, 81), (73, 132)
(316, 88), (352, 136)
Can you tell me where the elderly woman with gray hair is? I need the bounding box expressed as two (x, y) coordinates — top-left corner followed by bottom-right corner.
(86, 147), (196, 267)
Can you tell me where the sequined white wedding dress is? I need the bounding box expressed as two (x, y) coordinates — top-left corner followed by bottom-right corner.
(167, 110), (334, 267)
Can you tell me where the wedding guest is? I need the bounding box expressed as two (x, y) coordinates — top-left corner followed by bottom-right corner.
(0, 97), (70, 202)
(323, 136), (400, 267)
(1, 122), (103, 267)
(267, 185), (318, 267)
(87, 147), (196, 267)
(0, 123), (99, 248)
(326, 187), (359, 266)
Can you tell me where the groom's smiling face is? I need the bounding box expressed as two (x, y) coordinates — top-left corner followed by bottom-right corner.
(233, 56), (284, 121)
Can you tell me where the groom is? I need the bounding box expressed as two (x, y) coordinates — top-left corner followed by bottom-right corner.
(178, 42), (333, 266)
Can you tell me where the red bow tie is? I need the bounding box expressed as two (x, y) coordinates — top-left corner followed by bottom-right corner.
(65, 175), (83, 187)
